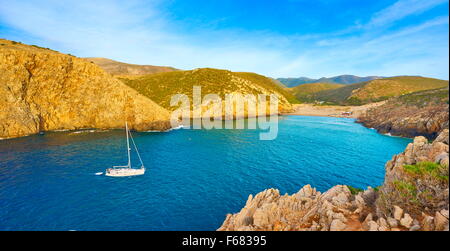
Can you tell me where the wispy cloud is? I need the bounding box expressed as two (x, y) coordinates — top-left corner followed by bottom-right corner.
(368, 0), (448, 27)
(0, 0), (448, 79)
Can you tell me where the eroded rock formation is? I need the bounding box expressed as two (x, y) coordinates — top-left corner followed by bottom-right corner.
(0, 39), (171, 139)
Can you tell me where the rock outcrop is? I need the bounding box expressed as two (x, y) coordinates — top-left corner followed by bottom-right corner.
(219, 130), (449, 231)
(0, 39), (171, 139)
(377, 129), (449, 219)
(218, 185), (368, 231)
(357, 87), (449, 139)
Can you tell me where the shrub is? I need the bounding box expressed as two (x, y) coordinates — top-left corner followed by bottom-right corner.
(404, 162), (449, 182)
(347, 185), (363, 195)
(377, 162), (449, 218)
(393, 180), (418, 204)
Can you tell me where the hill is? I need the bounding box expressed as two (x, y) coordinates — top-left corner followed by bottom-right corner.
(0, 39), (171, 139)
(358, 87), (449, 139)
(120, 68), (298, 117)
(85, 57), (178, 77)
(289, 83), (344, 102)
(314, 76), (449, 105)
(277, 75), (383, 87)
(277, 77), (317, 87)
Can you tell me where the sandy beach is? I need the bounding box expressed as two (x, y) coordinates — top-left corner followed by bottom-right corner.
(283, 102), (386, 118)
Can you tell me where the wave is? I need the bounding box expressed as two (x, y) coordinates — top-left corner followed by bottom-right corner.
(146, 125), (185, 133)
(69, 129), (109, 135)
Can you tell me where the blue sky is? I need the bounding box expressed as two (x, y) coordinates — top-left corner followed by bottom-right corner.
(0, 0), (448, 79)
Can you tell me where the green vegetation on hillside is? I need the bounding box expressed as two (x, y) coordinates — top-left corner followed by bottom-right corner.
(311, 82), (368, 105)
(233, 72), (300, 104)
(349, 76), (448, 103)
(309, 76), (448, 105)
(404, 162), (449, 182)
(395, 87), (449, 107)
(390, 161), (449, 210)
(347, 185), (364, 195)
(289, 83), (343, 102)
(120, 68), (299, 111)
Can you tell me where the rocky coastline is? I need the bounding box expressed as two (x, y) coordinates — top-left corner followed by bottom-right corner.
(0, 39), (172, 139)
(357, 88), (449, 140)
(218, 130), (449, 231)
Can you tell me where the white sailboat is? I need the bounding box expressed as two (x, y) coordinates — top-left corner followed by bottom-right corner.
(105, 122), (145, 177)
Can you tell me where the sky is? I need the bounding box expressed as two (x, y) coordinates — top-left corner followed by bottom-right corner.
(0, 0), (448, 79)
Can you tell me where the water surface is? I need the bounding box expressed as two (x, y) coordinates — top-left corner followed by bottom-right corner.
(0, 116), (411, 230)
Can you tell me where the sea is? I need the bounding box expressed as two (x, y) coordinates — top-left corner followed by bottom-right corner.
(0, 116), (412, 230)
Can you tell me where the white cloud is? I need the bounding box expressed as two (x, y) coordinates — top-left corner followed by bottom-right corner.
(368, 0), (448, 27)
(0, 0), (448, 79)
(272, 16), (449, 79)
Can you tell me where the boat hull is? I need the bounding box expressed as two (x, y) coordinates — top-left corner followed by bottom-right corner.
(105, 168), (145, 177)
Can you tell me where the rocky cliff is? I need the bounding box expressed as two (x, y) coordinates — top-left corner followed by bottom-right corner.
(0, 39), (171, 139)
(218, 130), (449, 231)
(357, 87), (449, 139)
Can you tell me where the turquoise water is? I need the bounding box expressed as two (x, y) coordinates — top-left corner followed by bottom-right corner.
(0, 116), (411, 230)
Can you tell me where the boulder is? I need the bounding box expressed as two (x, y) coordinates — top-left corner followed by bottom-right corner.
(332, 192), (349, 206)
(296, 185), (314, 198)
(421, 214), (435, 231)
(413, 136), (428, 148)
(368, 221), (379, 231)
(434, 210), (449, 231)
(400, 213), (413, 228)
(387, 217), (398, 228)
(329, 219), (346, 231)
(435, 129), (449, 144)
(377, 217), (389, 230)
(393, 206), (404, 221)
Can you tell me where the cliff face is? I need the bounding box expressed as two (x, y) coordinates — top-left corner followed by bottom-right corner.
(357, 88), (449, 139)
(0, 39), (171, 139)
(219, 130), (449, 231)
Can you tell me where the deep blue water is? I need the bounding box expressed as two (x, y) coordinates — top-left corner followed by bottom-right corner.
(0, 116), (411, 231)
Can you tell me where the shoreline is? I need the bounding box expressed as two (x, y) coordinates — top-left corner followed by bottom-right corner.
(282, 102), (386, 119)
(281, 113), (356, 119)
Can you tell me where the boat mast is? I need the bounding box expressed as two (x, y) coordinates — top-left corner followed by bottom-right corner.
(129, 129), (145, 168)
(126, 122), (131, 169)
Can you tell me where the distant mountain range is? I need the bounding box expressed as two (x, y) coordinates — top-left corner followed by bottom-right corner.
(277, 75), (385, 87)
